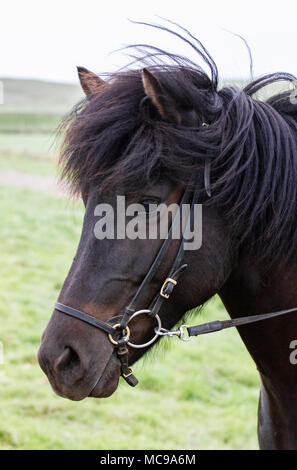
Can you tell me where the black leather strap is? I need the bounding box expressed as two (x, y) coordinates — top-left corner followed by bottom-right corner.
(187, 308), (297, 337)
(55, 302), (115, 335)
(117, 345), (138, 387)
(148, 187), (200, 318)
(119, 186), (193, 328)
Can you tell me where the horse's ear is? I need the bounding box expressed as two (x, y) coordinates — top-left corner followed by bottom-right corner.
(141, 68), (180, 123)
(77, 66), (106, 95)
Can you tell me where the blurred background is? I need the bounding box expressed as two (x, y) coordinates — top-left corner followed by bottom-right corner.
(0, 0), (296, 450)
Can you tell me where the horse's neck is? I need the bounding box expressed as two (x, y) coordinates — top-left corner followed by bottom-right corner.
(219, 260), (297, 379)
(219, 260), (297, 449)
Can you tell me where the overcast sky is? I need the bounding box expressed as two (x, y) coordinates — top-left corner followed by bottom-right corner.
(1, 0), (296, 83)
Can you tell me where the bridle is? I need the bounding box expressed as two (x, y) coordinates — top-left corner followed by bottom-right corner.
(54, 177), (297, 387)
(55, 184), (199, 386)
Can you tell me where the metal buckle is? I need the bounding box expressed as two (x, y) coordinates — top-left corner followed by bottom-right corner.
(108, 324), (131, 346)
(155, 324), (191, 342)
(160, 278), (177, 299)
(122, 369), (134, 379)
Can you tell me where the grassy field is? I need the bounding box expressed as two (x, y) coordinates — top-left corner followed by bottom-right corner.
(0, 78), (260, 450)
(0, 78), (83, 114)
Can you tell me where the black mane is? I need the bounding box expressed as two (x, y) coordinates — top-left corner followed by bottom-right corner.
(59, 23), (297, 268)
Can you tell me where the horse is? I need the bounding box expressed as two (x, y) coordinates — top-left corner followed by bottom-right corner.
(37, 23), (297, 449)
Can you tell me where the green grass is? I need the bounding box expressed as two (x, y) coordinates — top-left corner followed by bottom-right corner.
(0, 132), (56, 154)
(0, 133), (58, 177)
(0, 115), (61, 177)
(0, 151), (57, 177)
(0, 136), (59, 180)
(0, 184), (260, 450)
(0, 109), (62, 177)
(0, 78), (82, 114)
(0, 113), (62, 134)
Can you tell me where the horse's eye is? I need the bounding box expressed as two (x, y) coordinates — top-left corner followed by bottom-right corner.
(140, 197), (160, 213)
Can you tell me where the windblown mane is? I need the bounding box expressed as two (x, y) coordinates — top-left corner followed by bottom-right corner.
(59, 22), (297, 268)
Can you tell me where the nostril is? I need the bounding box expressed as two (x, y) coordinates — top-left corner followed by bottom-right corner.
(54, 346), (81, 375)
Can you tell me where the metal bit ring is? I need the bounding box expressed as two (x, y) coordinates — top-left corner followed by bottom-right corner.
(127, 309), (162, 349)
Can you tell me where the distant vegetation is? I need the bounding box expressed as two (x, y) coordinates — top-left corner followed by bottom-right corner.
(0, 78), (81, 163)
(0, 78), (83, 115)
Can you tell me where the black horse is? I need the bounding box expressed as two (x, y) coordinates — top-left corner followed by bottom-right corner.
(38, 23), (297, 449)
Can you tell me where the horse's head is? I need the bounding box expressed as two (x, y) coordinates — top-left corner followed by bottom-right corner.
(38, 62), (235, 401)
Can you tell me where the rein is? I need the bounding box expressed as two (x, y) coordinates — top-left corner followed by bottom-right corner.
(54, 178), (297, 387)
